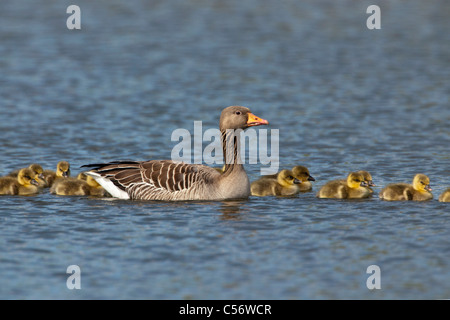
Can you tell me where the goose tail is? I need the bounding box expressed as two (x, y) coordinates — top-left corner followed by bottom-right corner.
(83, 170), (130, 200)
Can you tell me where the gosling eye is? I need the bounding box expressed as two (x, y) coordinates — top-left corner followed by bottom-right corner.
(235, 111), (241, 115)
(355, 179), (360, 183)
(288, 176), (294, 180)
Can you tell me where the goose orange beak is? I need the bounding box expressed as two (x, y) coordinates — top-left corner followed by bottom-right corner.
(247, 113), (269, 127)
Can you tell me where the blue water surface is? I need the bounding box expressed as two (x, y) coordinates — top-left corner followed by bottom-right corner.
(0, 0), (449, 299)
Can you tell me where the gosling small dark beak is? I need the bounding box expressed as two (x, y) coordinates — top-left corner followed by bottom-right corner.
(62, 172), (69, 178)
(31, 179), (39, 186)
(38, 173), (45, 180)
(293, 178), (302, 184)
(368, 180), (376, 187)
(307, 175), (315, 182)
(360, 181), (368, 187)
(425, 185), (432, 191)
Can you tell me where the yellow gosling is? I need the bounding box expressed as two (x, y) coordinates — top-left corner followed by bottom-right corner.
(42, 161), (71, 188)
(379, 174), (433, 201)
(291, 166), (316, 192)
(7, 164), (46, 187)
(86, 175), (106, 197)
(260, 165), (315, 192)
(317, 172), (371, 199)
(439, 188), (450, 202)
(357, 170), (376, 194)
(77, 172), (87, 180)
(50, 172), (106, 197)
(0, 168), (40, 196)
(251, 169), (301, 197)
(50, 177), (90, 196)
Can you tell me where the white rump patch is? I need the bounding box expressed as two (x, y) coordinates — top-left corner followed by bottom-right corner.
(84, 171), (130, 200)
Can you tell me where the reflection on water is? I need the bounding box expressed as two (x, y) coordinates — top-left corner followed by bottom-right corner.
(0, 0), (449, 299)
(219, 200), (247, 220)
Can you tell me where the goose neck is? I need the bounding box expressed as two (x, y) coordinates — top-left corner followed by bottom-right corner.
(221, 129), (244, 175)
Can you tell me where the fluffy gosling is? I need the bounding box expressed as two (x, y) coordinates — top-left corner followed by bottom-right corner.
(379, 174), (433, 201)
(439, 188), (450, 202)
(317, 172), (371, 199)
(251, 170), (301, 197)
(0, 168), (40, 196)
(50, 172), (106, 197)
(42, 161), (71, 187)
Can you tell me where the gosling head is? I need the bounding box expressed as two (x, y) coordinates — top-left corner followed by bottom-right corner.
(346, 172), (368, 189)
(277, 170), (301, 187)
(412, 174), (432, 192)
(17, 168), (39, 187)
(292, 166), (315, 182)
(358, 170), (375, 187)
(56, 161), (71, 178)
(86, 175), (101, 188)
(29, 164), (45, 181)
(77, 172), (87, 180)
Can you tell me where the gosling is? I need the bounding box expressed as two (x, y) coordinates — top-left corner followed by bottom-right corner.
(439, 188), (450, 202)
(291, 166), (316, 192)
(317, 172), (371, 199)
(260, 165), (315, 192)
(379, 174), (433, 201)
(42, 161), (71, 187)
(0, 168), (40, 196)
(77, 173), (106, 197)
(51, 172), (106, 197)
(251, 170), (301, 197)
(7, 164), (46, 187)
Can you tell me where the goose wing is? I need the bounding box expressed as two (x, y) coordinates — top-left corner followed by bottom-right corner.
(82, 160), (220, 200)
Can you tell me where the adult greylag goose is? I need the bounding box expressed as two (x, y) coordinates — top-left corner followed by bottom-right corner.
(82, 106), (269, 201)
(379, 173), (433, 201)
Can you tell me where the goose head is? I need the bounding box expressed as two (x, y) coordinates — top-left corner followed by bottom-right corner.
(358, 170), (375, 187)
(412, 174), (431, 192)
(277, 170), (301, 188)
(292, 166), (315, 182)
(346, 172), (367, 189)
(56, 161), (71, 178)
(17, 168), (39, 187)
(219, 106), (268, 131)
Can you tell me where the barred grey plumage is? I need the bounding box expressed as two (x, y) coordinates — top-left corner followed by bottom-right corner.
(82, 106), (269, 201)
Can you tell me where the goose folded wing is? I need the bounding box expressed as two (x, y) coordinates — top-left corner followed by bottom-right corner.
(83, 160), (217, 195)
